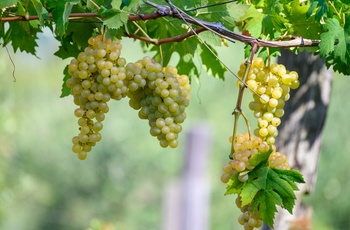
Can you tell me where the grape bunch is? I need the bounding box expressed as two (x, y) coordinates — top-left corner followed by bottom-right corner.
(220, 58), (300, 229)
(220, 132), (290, 230)
(220, 133), (268, 183)
(236, 196), (263, 230)
(66, 35), (126, 160)
(123, 56), (191, 148)
(66, 35), (191, 160)
(237, 57), (300, 145)
(220, 133), (289, 184)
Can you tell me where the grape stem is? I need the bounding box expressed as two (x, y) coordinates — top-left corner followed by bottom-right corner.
(229, 43), (258, 159)
(126, 27), (207, 45)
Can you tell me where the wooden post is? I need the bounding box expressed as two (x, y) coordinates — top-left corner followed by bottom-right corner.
(162, 123), (212, 230)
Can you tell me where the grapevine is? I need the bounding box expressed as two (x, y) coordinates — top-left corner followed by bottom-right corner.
(1, 0), (345, 228)
(221, 57), (305, 229)
(66, 34), (191, 160)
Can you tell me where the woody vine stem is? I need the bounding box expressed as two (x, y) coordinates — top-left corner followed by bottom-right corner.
(1, 0), (322, 49)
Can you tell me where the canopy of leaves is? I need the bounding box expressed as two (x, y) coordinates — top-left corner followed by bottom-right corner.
(2, 0), (350, 76)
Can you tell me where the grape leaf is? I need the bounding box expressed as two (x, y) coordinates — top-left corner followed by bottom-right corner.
(0, 0), (19, 9)
(224, 172), (244, 195)
(98, 0), (129, 30)
(49, 0), (80, 37)
(177, 52), (199, 80)
(325, 52), (350, 75)
(249, 149), (272, 167)
(252, 190), (282, 227)
(199, 44), (226, 79)
(195, 1), (247, 30)
(240, 5), (264, 37)
(239, 162), (305, 228)
(241, 2), (286, 39)
(306, 0), (328, 21)
(319, 17), (350, 63)
(198, 31), (221, 47)
(6, 21), (40, 54)
(54, 33), (81, 59)
(60, 66), (71, 98)
(284, 0), (322, 39)
(30, 0), (50, 25)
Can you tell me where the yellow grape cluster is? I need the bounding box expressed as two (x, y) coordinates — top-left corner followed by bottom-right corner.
(238, 57), (300, 145)
(220, 133), (290, 230)
(66, 35), (191, 160)
(220, 58), (299, 229)
(220, 133), (289, 184)
(220, 133), (268, 183)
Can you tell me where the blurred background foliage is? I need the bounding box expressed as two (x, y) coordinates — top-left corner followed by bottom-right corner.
(0, 30), (349, 230)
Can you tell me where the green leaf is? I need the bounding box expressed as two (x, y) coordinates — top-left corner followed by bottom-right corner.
(306, 0), (328, 21)
(241, 5), (264, 37)
(98, 5), (129, 30)
(60, 66), (71, 98)
(249, 149), (272, 167)
(240, 180), (260, 206)
(198, 31), (221, 47)
(54, 33), (81, 59)
(199, 44), (226, 79)
(0, 0), (19, 9)
(194, 1), (247, 30)
(177, 52), (199, 80)
(241, 2), (286, 38)
(285, 0), (322, 39)
(252, 190), (282, 227)
(319, 17), (350, 63)
(224, 172), (244, 195)
(50, 0), (80, 37)
(30, 0), (50, 25)
(239, 161), (305, 227)
(325, 52), (350, 75)
(5, 21), (39, 54)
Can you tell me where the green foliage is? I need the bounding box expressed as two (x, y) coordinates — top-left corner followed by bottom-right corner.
(306, 0), (328, 20)
(60, 66), (71, 97)
(3, 0), (350, 76)
(225, 149), (305, 227)
(320, 17), (350, 75)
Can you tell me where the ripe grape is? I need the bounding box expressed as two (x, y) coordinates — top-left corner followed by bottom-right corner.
(237, 58), (300, 144)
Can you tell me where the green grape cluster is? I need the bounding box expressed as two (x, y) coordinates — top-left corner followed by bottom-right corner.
(238, 57), (300, 145)
(66, 35), (126, 160)
(236, 196), (263, 230)
(124, 56), (191, 148)
(66, 35), (191, 160)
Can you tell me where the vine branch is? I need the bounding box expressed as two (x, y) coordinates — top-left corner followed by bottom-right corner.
(126, 27), (207, 45)
(0, 0), (322, 48)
